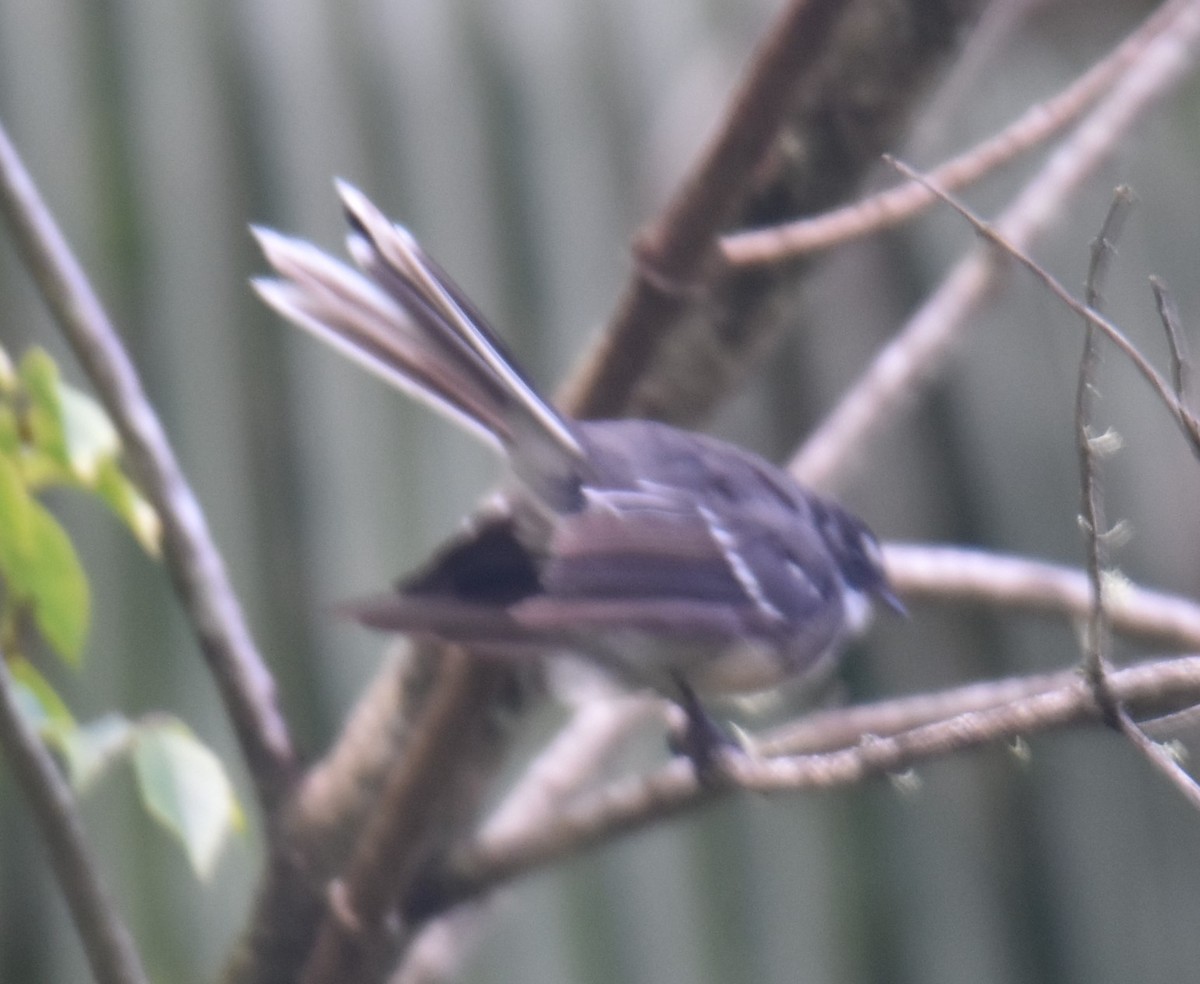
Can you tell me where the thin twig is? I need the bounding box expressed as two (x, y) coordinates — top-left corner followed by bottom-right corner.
(1117, 707), (1200, 810)
(1075, 186), (1133, 711)
(721, 0), (1190, 266)
(1081, 212), (1200, 807)
(0, 651), (150, 984)
(1150, 275), (1194, 419)
(0, 119), (296, 812)
(889, 156), (1200, 458)
(421, 652), (1200, 913)
(562, 0), (847, 418)
(760, 666), (1080, 757)
(790, 0), (1200, 492)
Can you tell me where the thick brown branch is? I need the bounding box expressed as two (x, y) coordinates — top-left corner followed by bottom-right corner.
(563, 0), (846, 418)
(721, 0), (1190, 265)
(300, 651), (514, 984)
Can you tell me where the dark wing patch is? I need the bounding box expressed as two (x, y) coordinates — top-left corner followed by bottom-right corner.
(400, 514), (539, 605)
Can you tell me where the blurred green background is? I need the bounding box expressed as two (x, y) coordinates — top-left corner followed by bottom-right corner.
(4, 0), (1200, 982)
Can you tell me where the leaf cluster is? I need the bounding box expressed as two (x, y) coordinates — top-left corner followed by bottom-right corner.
(0, 345), (240, 877)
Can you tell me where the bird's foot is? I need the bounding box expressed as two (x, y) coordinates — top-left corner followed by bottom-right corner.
(667, 677), (745, 785)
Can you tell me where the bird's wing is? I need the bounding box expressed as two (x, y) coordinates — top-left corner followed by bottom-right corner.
(518, 485), (841, 638)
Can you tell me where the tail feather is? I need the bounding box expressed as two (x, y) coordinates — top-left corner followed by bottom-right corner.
(252, 231), (507, 449)
(254, 181), (584, 478)
(334, 181), (583, 462)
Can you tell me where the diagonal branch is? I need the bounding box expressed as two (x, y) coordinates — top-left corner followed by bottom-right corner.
(300, 650), (512, 984)
(0, 650), (150, 984)
(721, 0), (1191, 266)
(0, 119), (296, 812)
(562, 0), (847, 419)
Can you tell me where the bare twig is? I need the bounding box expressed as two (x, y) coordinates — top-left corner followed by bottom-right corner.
(1115, 707), (1200, 810)
(1075, 199), (1200, 806)
(420, 651), (1200, 913)
(760, 666), (1080, 757)
(790, 0), (1200, 492)
(0, 651), (150, 984)
(889, 156), (1200, 459)
(0, 119), (296, 812)
(722, 0), (1190, 266)
(562, 0), (847, 418)
(882, 543), (1200, 650)
(1075, 186), (1134, 707)
(1150, 275), (1194, 416)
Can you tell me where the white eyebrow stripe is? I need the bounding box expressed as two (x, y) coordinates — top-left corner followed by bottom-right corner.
(697, 505), (785, 623)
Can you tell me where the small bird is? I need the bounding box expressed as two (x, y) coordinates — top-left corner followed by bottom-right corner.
(254, 182), (902, 772)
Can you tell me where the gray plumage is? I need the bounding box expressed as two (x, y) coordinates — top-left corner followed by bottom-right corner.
(253, 182), (901, 704)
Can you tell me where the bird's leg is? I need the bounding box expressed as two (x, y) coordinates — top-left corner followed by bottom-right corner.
(667, 675), (742, 784)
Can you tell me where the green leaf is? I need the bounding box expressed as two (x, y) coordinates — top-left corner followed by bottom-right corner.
(93, 458), (161, 556)
(0, 453), (34, 577)
(59, 382), (120, 482)
(51, 713), (135, 791)
(0, 405), (19, 457)
(24, 498), (90, 664)
(5, 348), (159, 558)
(0, 455), (91, 664)
(132, 719), (244, 879)
(18, 348), (69, 468)
(8, 655), (76, 733)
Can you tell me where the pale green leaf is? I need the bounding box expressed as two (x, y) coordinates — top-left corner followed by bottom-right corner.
(93, 458), (162, 556)
(52, 713), (136, 791)
(59, 383), (120, 482)
(8, 655), (76, 733)
(132, 719), (244, 879)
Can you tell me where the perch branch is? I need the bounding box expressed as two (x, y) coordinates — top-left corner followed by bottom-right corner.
(422, 651), (1200, 913)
